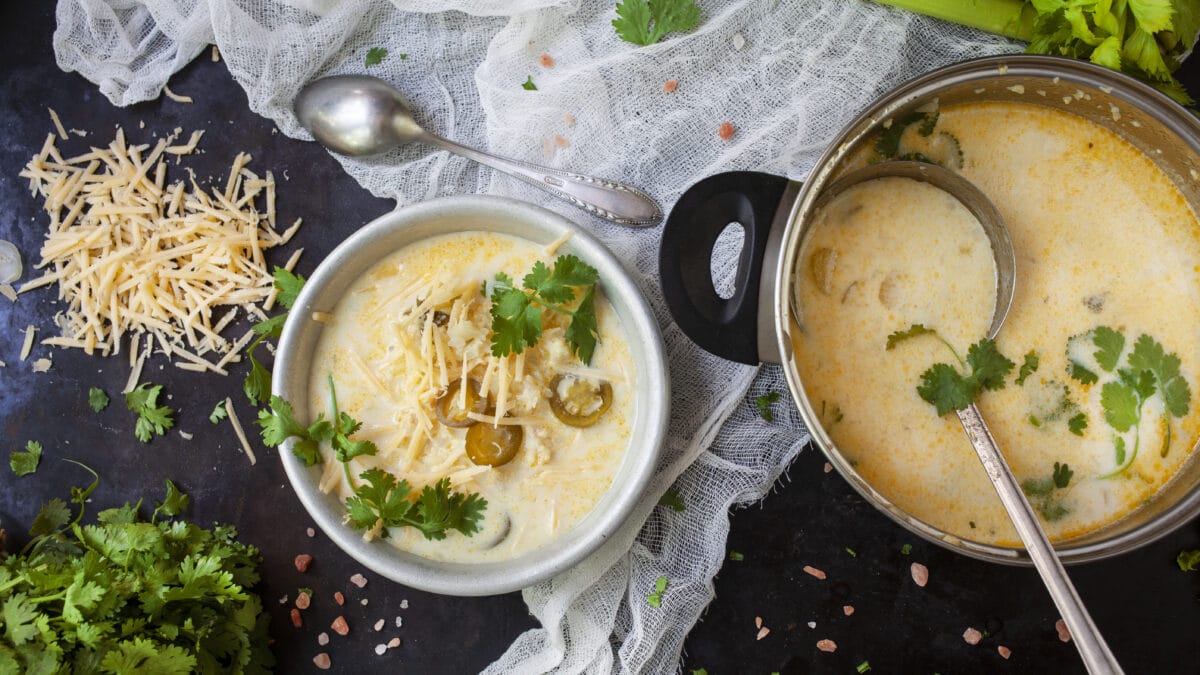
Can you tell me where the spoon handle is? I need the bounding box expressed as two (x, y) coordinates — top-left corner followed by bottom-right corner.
(956, 404), (1123, 675)
(422, 134), (662, 228)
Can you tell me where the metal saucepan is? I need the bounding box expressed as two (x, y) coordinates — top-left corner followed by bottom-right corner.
(659, 55), (1200, 566)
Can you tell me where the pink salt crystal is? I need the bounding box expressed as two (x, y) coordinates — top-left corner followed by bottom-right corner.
(910, 562), (929, 587)
(823, 462), (833, 473)
(350, 573), (368, 588)
(816, 639), (837, 653)
(998, 645), (1012, 660)
(553, 134), (569, 148)
(963, 627), (983, 645)
(540, 53), (554, 68)
(803, 565), (827, 580)
(756, 626), (770, 641)
(1055, 618), (1071, 643)
(842, 605), (854, 616)
(313, 653), (331, 670)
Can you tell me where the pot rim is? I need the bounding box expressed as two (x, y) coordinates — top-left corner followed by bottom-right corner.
(773, 54), (1200, 566)
(275, 194), (669, 594)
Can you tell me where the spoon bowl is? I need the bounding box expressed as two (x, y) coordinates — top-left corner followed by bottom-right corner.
(293, 74), (663, 227)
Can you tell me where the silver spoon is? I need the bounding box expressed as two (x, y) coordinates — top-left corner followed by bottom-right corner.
(294, 74), (662, 228)
(823, 161), (1123, 675)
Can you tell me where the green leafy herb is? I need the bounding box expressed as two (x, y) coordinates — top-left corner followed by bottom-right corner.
(613, 0), (701, 46)
(1022, 463), (1074, 521)
(646, 575), (669, 607)
(346, 472), (486, 541)
(1016, 351), (1039, 385)
(259, 380), (486, 541)
(521, 75), (538, 91)
(489, 255), (600, 364)
(243, 267), (306, 405)
(0, 475), (272, 673)
(1053, 461), (1074, 489)
(365, 47), (388, 67)
(658, 487), (686, 512)
(210, 401), (229, 424)
(153, 479), (191, 520)
(1093, 326), (1125, 372)
(870, 0), (1198, 104)
(900, 543), (913, 555)
(1067, 361), (1099, 385)
(755, 391), (781, 422)
(728, 550), (744, 562)
(915, 337), (1015, 416)
(124, 383), (175, 442)
(1177, 549), (1200, 571)
(87, 387), (109, 412)
(845, 547), (858, 558)
(9, 441), (42, 477)
(886, 323), (937, 350)
(857, 661), (872, 674)
(876, 112), (938, 159)
(1068, 412), (1088, 436)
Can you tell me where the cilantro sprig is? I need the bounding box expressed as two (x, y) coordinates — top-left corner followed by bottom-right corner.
(613, 0), (701, 46)
(888, 324), (1015, 416)
(243, 267), (306, 406)
(1068, 327), (1192, 476)
(1021, 462), (1074, 521)
(9, 441), (42, 477)
(124, 383), (175, 442)
(0, 470), (272, 673)
(489, 255), (600, 364)
(257, 378), (486, 541)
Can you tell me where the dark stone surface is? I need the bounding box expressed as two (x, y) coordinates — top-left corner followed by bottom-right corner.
(2, 4), (1200, 674)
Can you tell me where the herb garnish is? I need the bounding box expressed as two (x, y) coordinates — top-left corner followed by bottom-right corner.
(755, 391), (781, 422)
(258, 379), (486, 541)
(365, 47), (388, 67)
(243, 267), (306, 405)
(87, 386), (109, 412)
(9, 441), (42, 477)
(728, 550), (744, 562)
(900, 543), (913, 555)
(209, 401), (229, 424)
(857, 661), (872, 673)
(0, 472), (272, 673)
(889, 324), (1015, 415)
(488, 254), (600, 364)
(658, 487), (686, 512)
(1068, 327), (1192, 475)
(613, 0), (701, 46)
(521, 75), (538, 91)
(1016, 351), (1039, 386)
(1178, 549), (1200, 572)
(646, 575), (669, 607)
(124, 382), (175, 442)
(1021, 462), (1074, 521)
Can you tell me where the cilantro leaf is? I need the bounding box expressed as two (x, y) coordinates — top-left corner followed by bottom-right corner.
(1067, 360), (1099, 385)
(658, 487), (686, 512)
(10, 440), (42, 477)
(965, 338), (1015, 391)
(256, 395), (317, 465)
(124, 383), (175, 442)
(250, 313), (287, 339)
(1101, 381), (1140, 433)
(521, 75), (538, 91)
(1016, 351), (1039, 385)
(1093, 326), (1125, 372)
(565, 285), (599, 364)
(414, 478), (488, 540)
(917, 363), (974, 416)
(613, 0), (701, 46)
(273, 267), (306, 309)
(88, 387), (110, 412)
(365, 47), (388, 67)
(1053, 461), (1074, 489)
(30, 498), (71, 536)
(153, 480), (191, 520)
(490, 287), (543, 357)
(1068, 412), (1088, 436)
(243, 354), (272, 406)
(755, 391), (781, 421)
(1178, 549), (1200, 571)
(646, 574), (669, 607)
(209, 401), (228, 424)
(886, 323), (936, 350)
(728, 550), (744, 561)
(490, 255), (602, 364)
(900, 543), (913, 555)
(1128, 333), (1191, 417)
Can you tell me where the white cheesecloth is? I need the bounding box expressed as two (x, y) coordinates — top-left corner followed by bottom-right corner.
(52, 1), (1021, 672)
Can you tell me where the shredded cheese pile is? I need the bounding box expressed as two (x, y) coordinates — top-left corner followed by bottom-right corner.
(17, 126), (303, 374)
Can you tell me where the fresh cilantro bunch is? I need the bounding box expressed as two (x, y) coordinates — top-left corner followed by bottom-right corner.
(489, 255), (601, 365)
(1067, 326), (1191, 475)
(124, 382), (175, 442)
(887, 324), (1016, 415)
(257, 378), (487, 541)
(613, 0), (701, 46)
(243, 267), (306, 406)
(345, 472), (487, 541)
(0, 469), (272, 673)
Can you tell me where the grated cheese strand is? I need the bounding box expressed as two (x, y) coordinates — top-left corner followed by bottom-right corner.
(224, 397), (257, 465)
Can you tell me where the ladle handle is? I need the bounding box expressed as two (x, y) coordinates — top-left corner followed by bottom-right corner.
(422, 134), (662, 228)
(955, 404), (1124, 675)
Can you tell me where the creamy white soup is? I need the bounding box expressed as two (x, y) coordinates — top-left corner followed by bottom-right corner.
(794, 101), (1200, 546)
(308, 231), (635, 562)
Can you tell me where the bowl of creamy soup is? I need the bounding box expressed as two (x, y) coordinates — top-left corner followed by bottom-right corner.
(276, 195), (668, 595)
(661, 55), (1200, 565)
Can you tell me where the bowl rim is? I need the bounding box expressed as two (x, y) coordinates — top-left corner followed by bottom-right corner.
(274, 194), (669, 595)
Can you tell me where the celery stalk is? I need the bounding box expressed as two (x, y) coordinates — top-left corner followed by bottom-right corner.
(871, 0), (1038, 42)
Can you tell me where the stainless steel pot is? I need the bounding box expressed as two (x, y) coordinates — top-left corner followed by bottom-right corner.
(660, 55), (1200, 565)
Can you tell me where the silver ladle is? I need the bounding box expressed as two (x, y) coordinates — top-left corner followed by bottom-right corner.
(293, 74), (662, 228)
(822, 161), (1123, 675)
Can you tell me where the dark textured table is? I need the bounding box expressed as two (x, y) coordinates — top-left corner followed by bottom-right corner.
(3, 4), (1200, 674)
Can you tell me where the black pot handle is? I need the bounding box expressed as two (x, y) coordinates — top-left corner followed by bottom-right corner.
(659, 171), (791, 365)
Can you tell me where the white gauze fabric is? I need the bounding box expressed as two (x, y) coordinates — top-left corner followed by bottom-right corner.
(53, 1), (1021, 672)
